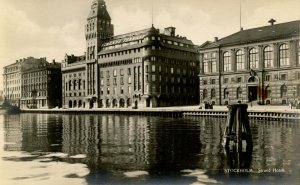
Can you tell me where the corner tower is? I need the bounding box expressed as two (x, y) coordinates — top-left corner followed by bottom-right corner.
(85, 0), (114, 108)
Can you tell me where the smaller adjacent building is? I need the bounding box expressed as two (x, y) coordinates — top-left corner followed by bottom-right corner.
(21, 59), (62, 109)
(3, 57), (62, 109)
(61, 54), (87, 109)
(3, 60), (23, 106)
(198, 20), (300, 105)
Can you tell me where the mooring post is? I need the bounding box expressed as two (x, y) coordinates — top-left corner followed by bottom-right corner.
(223, 104), (253, 152)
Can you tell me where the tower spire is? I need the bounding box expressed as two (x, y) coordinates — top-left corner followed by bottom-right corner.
(151, 0), (154, 27)
(239, 0), (242, 30)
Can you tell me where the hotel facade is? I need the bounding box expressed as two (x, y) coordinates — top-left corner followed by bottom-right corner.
(198, 20), (300, 105)
(62, 0), (199, 109)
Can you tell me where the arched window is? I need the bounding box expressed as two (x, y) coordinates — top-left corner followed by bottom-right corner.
(249, 48), (258, 69)
(237, 87), (242, 98)
(280, 85), (287, 98)
(236, 50), (244, 70)
(211, 89), (216, 98)
(223, 52), (231, 71)
(279, 44), (289, 66)
(73, 80), (77, 90)
(248, 76), (257, 83)
(224, 88), (229, 99)
(265, 86), (271, 98)
(264, 46), (273, 68)
(203, 89), (208, 99)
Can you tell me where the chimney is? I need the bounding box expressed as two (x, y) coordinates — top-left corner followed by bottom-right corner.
(164, 27), (176, 37)
(268, 18), (276, 26)
(214, 37), (218, 42)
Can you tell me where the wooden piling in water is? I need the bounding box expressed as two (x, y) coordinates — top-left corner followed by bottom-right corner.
(223, 104), (253, 152)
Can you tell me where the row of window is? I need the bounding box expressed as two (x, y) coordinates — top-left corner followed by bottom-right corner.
(22, 83), (48, 91)
(65, 72), (85, 79)
(22, 91), (47, 98)
(202, 85), (293, 99)
(4, 79), (20, 85)
(100, 85), (195, 95)
(4, 66), (20, 73)
(100, 74), (193, 86)
(23, 77), (48, 84)
(203, 42), (300, 73)
(102, 35), (192, 51)
(202, 72), (293, 85)
(65, 80), (86, 91)
(66, 92), (85, 97)
(22, 70), (50, 78)
(4, 73), (20, 79)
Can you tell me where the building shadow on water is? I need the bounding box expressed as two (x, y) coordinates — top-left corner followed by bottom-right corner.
(2, 114), (299, 185)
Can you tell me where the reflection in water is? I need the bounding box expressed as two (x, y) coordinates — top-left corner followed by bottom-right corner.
(0, 114), (299, 185)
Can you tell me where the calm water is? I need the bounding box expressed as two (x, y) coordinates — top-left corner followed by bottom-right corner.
(0, 113), (299, 185)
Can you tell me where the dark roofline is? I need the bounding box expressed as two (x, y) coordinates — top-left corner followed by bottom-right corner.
(199, 20), (300, 50)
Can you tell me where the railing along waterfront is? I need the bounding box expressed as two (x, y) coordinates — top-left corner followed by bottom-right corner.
(21, 108), (300, 121)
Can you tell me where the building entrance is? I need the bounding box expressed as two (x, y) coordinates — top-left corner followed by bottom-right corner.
(248, 86), (258, 102)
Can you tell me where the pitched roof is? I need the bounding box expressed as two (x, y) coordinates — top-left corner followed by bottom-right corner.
(200, 20), (300, 49)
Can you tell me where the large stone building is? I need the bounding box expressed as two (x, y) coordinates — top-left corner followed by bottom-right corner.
(3, 57), (61, 108)
(21, 60), (62, 109)
(62, 0), (199, 109)
(3, 60), (23, 106)
(62, 54), (87, 108)
(198, 20), (300, 105)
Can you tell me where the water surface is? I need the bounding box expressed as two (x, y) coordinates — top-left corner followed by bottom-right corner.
(0, 114), (299, 185)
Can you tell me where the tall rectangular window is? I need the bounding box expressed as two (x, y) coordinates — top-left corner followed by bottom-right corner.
(211, 60), (217, 72)
(264, 46), (273, 68)
(203, 61), (209, 73)
(223, 52), (231, 71)
(152, 74), (156, 82)
(128, 68), (131, 75)
(152, 65), (155, 72)
(236, 50), (245, 70)
(279, 44), (290, 66)
(249, 48), (258, 69)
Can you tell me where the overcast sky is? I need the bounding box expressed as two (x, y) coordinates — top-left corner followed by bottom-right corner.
(0, 0), (299, 88)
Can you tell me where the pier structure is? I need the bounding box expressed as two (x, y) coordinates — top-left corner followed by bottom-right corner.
(222, 104), (253, 152)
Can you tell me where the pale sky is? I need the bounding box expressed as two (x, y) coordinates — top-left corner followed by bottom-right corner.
(0, 0), (299, 89)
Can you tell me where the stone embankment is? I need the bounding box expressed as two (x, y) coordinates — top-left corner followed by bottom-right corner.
(21, 105), (300, 121)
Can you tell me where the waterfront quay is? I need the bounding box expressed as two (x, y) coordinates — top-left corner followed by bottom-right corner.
(21, 104), (300, 121)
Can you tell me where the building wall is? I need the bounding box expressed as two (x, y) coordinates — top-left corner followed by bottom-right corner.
(62, 56), (87, 109)
(98, 31), (199, 108)
(199, 38), (300, 105)
(21, 64), (62, 109)
(3, 57), (50, 107)
(3, 63), (22, 106)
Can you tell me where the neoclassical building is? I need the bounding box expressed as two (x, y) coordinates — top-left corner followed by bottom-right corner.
(62, 0), (199, 109)
(198, 20), (300, 105)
